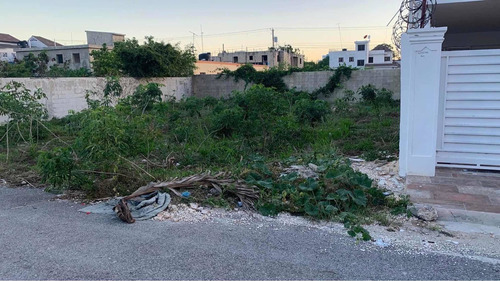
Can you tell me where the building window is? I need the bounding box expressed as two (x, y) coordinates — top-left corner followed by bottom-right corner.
(368, 57), (374, 63)
(299, 58), (302, 64)
(262, 55), (268, 62)
(72, 53), (81, 64)
(357, 44), (365, 51)
(349, 57), (354, 62)
(233, 56), (238, 63)
(357, 59), (365, 67)
(338, 57), (344, 63)
(56, 54), (63, 64)
(249, 55), (253, 61)
(384, 56), (391, 62)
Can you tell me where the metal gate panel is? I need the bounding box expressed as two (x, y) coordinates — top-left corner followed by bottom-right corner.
(437, 49), (500, 170)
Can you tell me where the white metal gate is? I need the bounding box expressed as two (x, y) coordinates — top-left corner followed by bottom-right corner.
(437, 49), (500, 170)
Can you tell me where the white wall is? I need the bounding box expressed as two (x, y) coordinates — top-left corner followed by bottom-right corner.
(329, 50), (367, 68)
(0, 48), (16, 63)
(28, 37), (48, 48)
(369, 50), (392, 64)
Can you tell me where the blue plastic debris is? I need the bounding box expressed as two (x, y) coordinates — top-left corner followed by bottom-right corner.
(237, 201), (243, 207)
(181, 191), (191, 198)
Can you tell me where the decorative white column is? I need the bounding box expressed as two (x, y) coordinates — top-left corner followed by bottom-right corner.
(399, 27), (447, 177)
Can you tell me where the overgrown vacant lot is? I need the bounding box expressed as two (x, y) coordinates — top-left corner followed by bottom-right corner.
(0, 80), (403, 239)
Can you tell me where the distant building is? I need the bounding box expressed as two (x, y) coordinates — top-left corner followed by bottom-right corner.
(0, 33), (20, 63)
(211, 49), (305, 68)
(28, 36), (63, 48)
(85, 31), (125, 47)
(15, 31), (125, 70)
(328, 38), (394, 69)
(195, 61), (268, 75)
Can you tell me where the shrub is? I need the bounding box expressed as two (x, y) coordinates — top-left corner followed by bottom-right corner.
(293, 99), (331, 124)
(38, 147), (76, 189)
(358, 84), (377, 102)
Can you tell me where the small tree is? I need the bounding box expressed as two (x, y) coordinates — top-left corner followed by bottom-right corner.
(92, 37), (197, 78)
(90, 44), (122, 77)
(0, 81), (48, 161)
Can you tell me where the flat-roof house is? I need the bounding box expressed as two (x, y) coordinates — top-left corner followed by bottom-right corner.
(211, 49), (305, 69)
(328, 38), (394, 69)
(15, 31), (125, 71)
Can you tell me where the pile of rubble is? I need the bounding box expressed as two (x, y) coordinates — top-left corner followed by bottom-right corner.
(349, 158), (405, 194)
(154, 203), (256, 224)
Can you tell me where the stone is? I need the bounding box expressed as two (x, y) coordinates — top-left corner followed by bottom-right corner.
(189, 203), (199, 210)
(209, 188), (221, 196)
(408, 205), (438, 221)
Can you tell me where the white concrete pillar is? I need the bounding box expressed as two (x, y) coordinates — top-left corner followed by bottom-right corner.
(399, 27), (447, 177)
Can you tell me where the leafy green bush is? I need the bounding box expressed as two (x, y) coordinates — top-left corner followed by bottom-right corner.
(92, 37), (196, 77)
(358, 84), (397, 106)
(293, 99), (331, 124)
(38, 147), (76, 189)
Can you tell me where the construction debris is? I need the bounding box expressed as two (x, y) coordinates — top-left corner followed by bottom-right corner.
(79, 191), (171, 222)
(408, 205), (439, 221)
(349, 159), (405, 194)
(282, 164), (319, 179)
(80, 172), (260, 223)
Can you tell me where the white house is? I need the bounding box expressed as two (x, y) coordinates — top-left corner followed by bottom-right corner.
(399, 0), (500, 176)
(0, 33), (20, 63)
(328, 38), (394, 69)
(27, 35), (63, 48)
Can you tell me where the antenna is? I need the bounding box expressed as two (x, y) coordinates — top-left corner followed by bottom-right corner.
(271, 28), (275, 48)
(200, 25), (204, 53)
(337, 24), (343, 49)
(188, 31), (197, 48)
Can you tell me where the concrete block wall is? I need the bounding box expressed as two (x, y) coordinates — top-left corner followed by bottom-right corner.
(193, 68), (400, 101)
(0, 77), (192, 119)
(0, 69), (399, 120)
(339, 69), (401, 99)
(192, 75), (248, 98)
(284, 69), (401, 101)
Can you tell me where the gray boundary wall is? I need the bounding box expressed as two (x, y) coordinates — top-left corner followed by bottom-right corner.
(0, 77), (192, 118)
(0, 69), (399, 120)
(193, 69), (400, 100)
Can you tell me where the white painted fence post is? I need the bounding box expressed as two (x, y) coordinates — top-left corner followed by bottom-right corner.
(399, 27), (447, 177)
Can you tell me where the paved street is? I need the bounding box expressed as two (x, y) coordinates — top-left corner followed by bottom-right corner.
(0, 187), (499, 280)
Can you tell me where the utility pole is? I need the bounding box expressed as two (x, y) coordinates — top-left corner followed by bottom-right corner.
(338, 24), (343, 50)
(271, 28), (275, 48)
(271, 28), (276, 68)
(200, 25), (204, 53)
(188, 31), (197, 48)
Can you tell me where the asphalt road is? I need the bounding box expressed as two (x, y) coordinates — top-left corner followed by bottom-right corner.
(0, 187), (499, 280)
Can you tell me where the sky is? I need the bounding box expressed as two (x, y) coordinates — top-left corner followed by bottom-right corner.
(1, 0), (403, 61)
